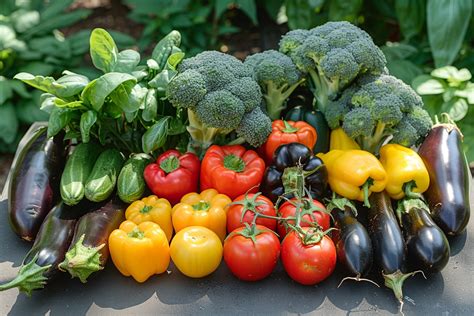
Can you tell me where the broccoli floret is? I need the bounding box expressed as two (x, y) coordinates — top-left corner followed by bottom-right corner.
(391, 120), (419, 147)
(245, 50), (304, 119)
(166, 69), (206, 108)
(167, 50), (270, 155)
(279, 21), (386, 113)
(236, 107), (272, 147)
(226, 77), (262, 112)
(331, 74), (432, 154)
(195, 90), (245, 129)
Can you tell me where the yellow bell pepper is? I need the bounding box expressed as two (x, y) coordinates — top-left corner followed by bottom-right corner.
(172, 189), (232, 241)
(108, 221), (170, 283)
(379, 144), (430, 200)
(319, 149), (387, 207)
(125, 195), (173, 242)
(330, 128), (360, 151)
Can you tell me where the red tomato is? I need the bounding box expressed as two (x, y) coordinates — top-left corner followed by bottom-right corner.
(227, 193), (277, 233)
(281, 227), (337, 285)
(277, 198), (330, 239)
(224, 225), (280, 281)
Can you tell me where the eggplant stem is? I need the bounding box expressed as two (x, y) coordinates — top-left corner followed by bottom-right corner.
(0, 253), (51, 296)
(383, 270), (426, 315)
(337, 274), (380, 288)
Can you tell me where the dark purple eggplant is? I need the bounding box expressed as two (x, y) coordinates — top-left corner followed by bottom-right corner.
(327, 195), (375, 287)
(367, 192), (422, 312)
(398, 198), (450, 274)
(418, 114), (470, 236)
(58, 197), (125, 282)
(7, 123), (66, 241)
(0, 201), (93, 296)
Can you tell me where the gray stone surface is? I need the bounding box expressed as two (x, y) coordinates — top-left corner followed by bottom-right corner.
(0, 172), (473, 315)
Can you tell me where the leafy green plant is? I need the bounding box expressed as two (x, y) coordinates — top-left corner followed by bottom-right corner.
(0, 0), (93, 152)
(16, 28), (188, 155)
(123, 0), (259, 56)
(412, 66), (474, 161)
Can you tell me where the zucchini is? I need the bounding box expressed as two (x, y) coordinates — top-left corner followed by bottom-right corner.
(60, 143), (102, 206)
(117, 153), (151, 203)
(85, 149), (125, 202)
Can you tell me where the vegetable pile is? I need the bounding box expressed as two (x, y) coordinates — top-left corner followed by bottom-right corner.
(1, 22), (471, 314)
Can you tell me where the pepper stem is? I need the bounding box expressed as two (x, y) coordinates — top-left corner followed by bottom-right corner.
(361, 178), (374, 208)
(128, 227), (145, 239)
(193, 200), (210, 211)
(282, 120), (299, 133)
(140, 205), (153, 214)
(383, 270), (426, 315)
(403, 181), (423, 200)
(160, 155), (180, 174)
(223, 154), (245, 173)
(58, 235), (105, 283)
(0, 253), (51, 296)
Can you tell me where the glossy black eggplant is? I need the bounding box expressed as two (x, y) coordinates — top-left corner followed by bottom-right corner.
(367, 192), (420, 311)
(418, 115), (470, 236)
(328, 196), (374, 285)
(59, 197), (126, 282)
(260, 142), (328, 203)
(7, 123), (66, 241)
(0, 201), (92, 295)
(399, 199), (450, 274)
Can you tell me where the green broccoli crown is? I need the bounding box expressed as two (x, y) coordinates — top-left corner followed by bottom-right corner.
(225, 77), (262, 112)
(236, 106), (273, 147)
(195, 90), (245, 129)
(391, 119), (419, 148)
(325, 98), (351, 129)
(279, 29), (310, 57)
(166, 69), (207, 108)
(245, 50), (302, 88)
(405, 107), (433, 141)
(342, 107), (375, 138)
(279, 21), (386, 112)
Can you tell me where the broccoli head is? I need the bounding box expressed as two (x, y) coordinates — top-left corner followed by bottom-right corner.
(279, 21), (387, 112)
(236, 106), (273, 147)
(167, 50), (270, 154)
(325, 74), (432, 154)
(245, 50), (304, 120)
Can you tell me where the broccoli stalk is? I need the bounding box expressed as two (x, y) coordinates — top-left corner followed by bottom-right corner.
(186, 109), (229, 157)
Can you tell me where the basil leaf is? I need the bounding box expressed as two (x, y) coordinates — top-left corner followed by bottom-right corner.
(14, 72), (64, 95)
(148, 69), (178, 96)
(0, 77), (12, 104)
(39, 93), (56, 113)
(81, 72), (136, 111)
(142, 116), (170, 153)
(395, 0), (425, 40)
(151, 30), (181, 70)
(142, 88), (158, 122)
(328, 0), (363, 23)
(113, 49), (141, 73)
(54, 98), (84, 109)
(111, 83), (145, 113)
(412, 75), (445, 95)
(80, 110), (97, 143)
(47, 107), (72, 138)
(90, 28), (118, 73)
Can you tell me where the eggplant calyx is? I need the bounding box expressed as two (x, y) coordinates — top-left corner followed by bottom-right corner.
(337, 274), (379, 288)
(326, 193), (358, 216)
(0, 253), (51, 296)
(383, 270), (426, 315)
(58, 235), (104, 283)
(396, 198), (430, 226)
(433, 113), (463, 138)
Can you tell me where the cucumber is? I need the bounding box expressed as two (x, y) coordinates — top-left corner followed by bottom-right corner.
(60, 143), (102, 206)
(117, 153), (152, 203)
(85, 149), (125, 202)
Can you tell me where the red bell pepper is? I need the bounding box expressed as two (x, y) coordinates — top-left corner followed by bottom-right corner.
(200, 145), (265, 200)
(144, 150), (200, 205)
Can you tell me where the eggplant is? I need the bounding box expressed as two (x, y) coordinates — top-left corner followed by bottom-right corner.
(398, 199), (450, 274)
(7, 123), (66, 241)
(418, 114), (470, 236)
(0, 201), (93, 295)
(260, 142), (328, 203)
(367, 192), (422, 312)
(328, 196), (375, 287)
(58, 197), (125, 282)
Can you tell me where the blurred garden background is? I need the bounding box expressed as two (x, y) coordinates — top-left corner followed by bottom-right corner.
(1, 0), (474, 182)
